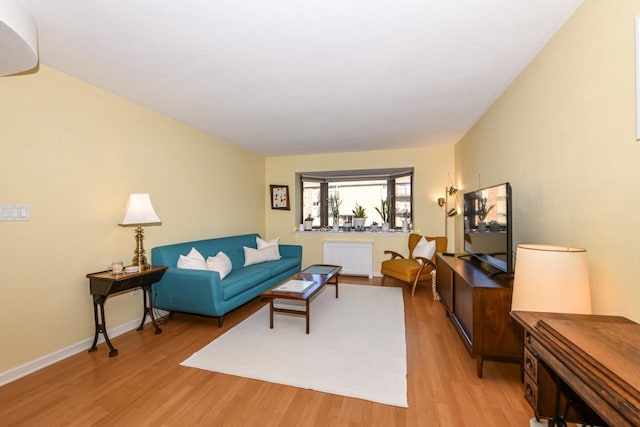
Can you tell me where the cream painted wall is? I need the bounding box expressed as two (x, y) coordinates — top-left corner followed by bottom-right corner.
(455, 1), (640, 321)
(265, 146), (455, 273)
(0, 66), (265, 372)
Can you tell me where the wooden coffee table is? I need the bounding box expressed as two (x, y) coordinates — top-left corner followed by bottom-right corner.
(261, 264), (341, 334)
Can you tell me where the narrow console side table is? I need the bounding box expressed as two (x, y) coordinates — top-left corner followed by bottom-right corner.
(86, 265), (168, 357)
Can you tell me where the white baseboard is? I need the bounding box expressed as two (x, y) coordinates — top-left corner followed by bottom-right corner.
(0, 313), (164, 387)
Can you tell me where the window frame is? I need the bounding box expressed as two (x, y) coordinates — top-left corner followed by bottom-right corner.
(298, 168), (414, 230)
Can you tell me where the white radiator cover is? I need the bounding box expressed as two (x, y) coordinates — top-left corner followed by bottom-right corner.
(323, 240), (374, 278)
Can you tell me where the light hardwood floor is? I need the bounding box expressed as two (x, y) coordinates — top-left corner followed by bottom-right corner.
(0, 277), (534, 426)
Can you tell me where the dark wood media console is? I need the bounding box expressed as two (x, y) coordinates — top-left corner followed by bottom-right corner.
(435, 254), (523, 378)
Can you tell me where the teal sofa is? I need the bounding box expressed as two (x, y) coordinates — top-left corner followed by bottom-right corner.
(151, 233), (302, 326)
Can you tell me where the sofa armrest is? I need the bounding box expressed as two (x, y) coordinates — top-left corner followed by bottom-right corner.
(279, 244), (302, 259)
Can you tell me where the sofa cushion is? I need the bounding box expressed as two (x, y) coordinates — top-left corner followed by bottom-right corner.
(206, 251), (232, 280)
(177, 247), (207, 270)
(257, 236), (281, 258)
(222, 267), (272, 300)
(243, 245), (280, 266)
(255, 257), (301, 276)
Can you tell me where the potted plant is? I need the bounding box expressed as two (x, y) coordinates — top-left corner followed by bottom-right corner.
(352, 203), (366, 231)
(375, 199), (390, 231)
(328, 195), (342, 232)
(304, 213), (314, 231)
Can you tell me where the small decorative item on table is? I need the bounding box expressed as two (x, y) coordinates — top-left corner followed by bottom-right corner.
(111, 261), (124, 274)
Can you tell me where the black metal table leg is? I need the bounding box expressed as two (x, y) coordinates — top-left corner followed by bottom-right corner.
(137, 286), (162, 334)
(89, 295), (118, 357)
(89, 296), (117, 356)
(88, 300), (100, 353)
(99, 302), (118, 357)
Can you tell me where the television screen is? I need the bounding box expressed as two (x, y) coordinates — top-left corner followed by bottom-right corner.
(463, 182), (512, 274)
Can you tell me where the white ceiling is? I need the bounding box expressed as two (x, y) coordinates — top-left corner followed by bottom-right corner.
(17, 0), (583, 156)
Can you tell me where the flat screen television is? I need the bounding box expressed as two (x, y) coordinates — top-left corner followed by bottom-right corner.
(463, 182), (513, 275)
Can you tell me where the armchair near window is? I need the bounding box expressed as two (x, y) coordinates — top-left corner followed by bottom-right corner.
(381, 234), (447, 296)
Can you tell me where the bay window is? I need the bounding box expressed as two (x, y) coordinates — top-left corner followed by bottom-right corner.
(299, 168), (414, 230)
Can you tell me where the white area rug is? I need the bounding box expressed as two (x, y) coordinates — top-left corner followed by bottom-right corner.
(181, 284), (408, 407)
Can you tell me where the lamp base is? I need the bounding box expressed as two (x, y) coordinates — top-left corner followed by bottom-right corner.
(131, 262), (151, 271)
(131, 226), (150, 270)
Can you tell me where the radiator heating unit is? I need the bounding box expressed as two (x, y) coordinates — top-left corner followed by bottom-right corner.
(322, 241), (374, 278)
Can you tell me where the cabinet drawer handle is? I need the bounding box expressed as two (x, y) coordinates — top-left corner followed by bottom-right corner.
(525, 383), (533, 399)
(525, 358), (533, 370)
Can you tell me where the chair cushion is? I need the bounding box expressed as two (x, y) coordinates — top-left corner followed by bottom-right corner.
(381, 258), (433, 284)
(413, 237), (436, 260)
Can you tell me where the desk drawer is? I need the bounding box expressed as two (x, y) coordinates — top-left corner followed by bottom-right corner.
(524, 347), (537, 381)
(524, 372), (538, 409)
(524, 330), (537, 350)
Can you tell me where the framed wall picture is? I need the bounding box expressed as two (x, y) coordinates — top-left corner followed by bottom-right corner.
(270, 185), (290, 210)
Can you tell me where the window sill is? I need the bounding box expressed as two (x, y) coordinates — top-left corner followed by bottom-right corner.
(292, 230), (412, 236)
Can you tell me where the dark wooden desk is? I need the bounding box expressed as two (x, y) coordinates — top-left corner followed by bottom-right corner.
(87, 266), (168, 356)
(511, 311), (640, 426)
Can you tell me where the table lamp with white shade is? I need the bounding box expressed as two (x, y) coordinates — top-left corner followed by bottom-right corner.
(511, 243), (592, 427)
(511, 244), (592, 314)
(118, 193), (161, 271)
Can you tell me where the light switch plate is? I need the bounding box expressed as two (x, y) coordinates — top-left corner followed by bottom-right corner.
(0, 204), (30, 221)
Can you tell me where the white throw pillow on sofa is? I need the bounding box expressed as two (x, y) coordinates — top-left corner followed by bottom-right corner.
(177, 247), (207, 270)
(206, 251), (232, 280)
(413, 237), (436, 261)
(243, 245), (280, 266)
(256, 236), (281, 258)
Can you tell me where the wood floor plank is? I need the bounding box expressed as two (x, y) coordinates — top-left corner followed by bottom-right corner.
(0, 278), (533, 426)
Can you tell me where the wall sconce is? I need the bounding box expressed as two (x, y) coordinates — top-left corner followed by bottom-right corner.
(440, 186), (459, 240)
(118, 193), (162, 271)
(511, 244), (592, 314)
